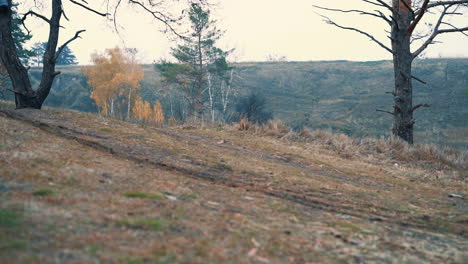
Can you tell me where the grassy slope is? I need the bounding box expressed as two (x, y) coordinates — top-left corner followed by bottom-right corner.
(24, 58), (468, 149)
(0, 102), (467, 263)
(234, 59), (468, 149)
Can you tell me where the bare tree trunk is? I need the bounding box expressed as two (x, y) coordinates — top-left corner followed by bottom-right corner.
(207, 72), (215, 123)
(222, 69), (234, 117)
(110, 99), (114, 117)
(127, 86), (132, 120)
(391, 0), (414, 144)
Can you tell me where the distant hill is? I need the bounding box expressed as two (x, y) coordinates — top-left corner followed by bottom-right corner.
(7, 58), (466, 149)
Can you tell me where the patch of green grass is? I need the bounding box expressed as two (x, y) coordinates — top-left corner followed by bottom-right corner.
(0, 241), (28, 250)
(331, 222), (363, 233)
(85, 244), (101, 254)
(32, 189), (54, 196)
(184, 193), (198, 199)
(0, 209), (22, 230)
(99, 128), (113, 133)
(116, 218), (166, 231)
(123, 192), (164, 200)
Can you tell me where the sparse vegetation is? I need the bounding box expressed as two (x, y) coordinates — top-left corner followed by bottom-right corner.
(32, 189), (54, 196)
(116, 218), (166, 231)
(0, 80), (466, 263)
(123, 192), (164, 200)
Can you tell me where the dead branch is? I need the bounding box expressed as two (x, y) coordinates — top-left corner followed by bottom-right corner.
(361, 0), (393, 11)
(319, 15), (393, 54)
(376, 109), (395, 115)
(67, 0), (108, 16)
(411, 104), (431, 112)
(313, 5), (386, 20)
(128, 0), (186, 39)
(408, 0), (430, 35)
(412, 6), (449, 58)
(411, 75), (427, 84)
(55, 29), (86, 61)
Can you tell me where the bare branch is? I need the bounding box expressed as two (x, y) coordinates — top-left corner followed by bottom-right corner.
(441, 22), (468, 36)
(313, 5), (385, 19)
(55, 30), (86, 61)
(128, 0), (186, 39)
(376, 109), (395, 115)
(67, 0), (108, 17)
(319, 15), (393, 54)
(412, 6), (449, 58)
(411, 104), (431, 112)
(22, 11), (50, 24)
(361, 0), (393, 11)
(421, 1), (468, 13)
(412, 75), (427, 84)
(437, 26), (468, 34)
(408, 0), (430, 35)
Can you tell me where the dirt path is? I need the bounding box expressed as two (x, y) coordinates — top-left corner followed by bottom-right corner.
(1, 107), (467, 263)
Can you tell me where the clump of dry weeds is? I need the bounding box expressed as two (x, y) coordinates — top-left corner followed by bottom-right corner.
(234, 120), (468, 170)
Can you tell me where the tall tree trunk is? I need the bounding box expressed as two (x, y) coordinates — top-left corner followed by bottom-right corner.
(0, 3), (39, 108)
(207, 72), (214, 123)
(110, 99), (114, 117)
(391, 0), (414, 144)
(0, 0), (63, 109)
(127, 86), (132, 120)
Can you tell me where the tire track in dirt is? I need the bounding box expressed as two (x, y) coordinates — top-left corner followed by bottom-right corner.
(1, 108), (459, 234)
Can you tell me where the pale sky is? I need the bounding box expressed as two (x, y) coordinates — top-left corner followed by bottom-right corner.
(18, 0), (468, 64)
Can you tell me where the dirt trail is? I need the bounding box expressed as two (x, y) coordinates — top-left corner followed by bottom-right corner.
(2, 108), (466, 232)
(1, 107), (467, 263)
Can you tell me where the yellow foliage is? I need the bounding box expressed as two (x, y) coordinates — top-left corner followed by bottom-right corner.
(132, 96), (152, 122)
(82, 47), (144, 116)
(152, 101), (165, 125)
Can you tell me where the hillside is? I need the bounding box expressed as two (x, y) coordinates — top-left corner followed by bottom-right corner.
(7, 58), (465, 150)
(0, 102), (467, 263)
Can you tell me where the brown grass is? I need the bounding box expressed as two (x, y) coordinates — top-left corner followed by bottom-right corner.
(235, 119), (468, 170)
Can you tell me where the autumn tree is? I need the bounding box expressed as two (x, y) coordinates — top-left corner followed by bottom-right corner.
(0, 0), (204, 109)
(82, 47), (144, 118)
(316, 0), (468, 144)
(152, 101), (165, 125)
(132, 96), (152, 122)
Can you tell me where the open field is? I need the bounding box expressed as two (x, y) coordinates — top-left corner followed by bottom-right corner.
(0, 102), (467, 263)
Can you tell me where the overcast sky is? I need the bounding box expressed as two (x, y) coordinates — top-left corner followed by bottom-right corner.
(18, 0), (468, 64)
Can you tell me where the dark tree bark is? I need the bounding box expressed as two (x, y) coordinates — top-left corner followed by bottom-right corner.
(0, 0), (201, 110)
(391, 0), (415, 143)
(316, 0), (468, 144)
(0, 0), (90, 109)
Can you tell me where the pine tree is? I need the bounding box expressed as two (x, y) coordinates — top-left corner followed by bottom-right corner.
(158, 3), (227, 119)
(56, 46), (78, 65)
(10, 2), (34, 65)
(0, 1), (33, 98)
(31, 42), (46, 67)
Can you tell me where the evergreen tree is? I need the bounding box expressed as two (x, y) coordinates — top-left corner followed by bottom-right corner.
(1, 1), (33, 98)
(157, 3), (228, 120)
(56, 46), (78, 65)
(31, 42), (46, 67)
(10, 2), (34, 64)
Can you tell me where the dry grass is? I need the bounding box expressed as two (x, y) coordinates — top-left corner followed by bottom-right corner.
(1, 105), (467, 263)
(235, 119), (468, 170)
